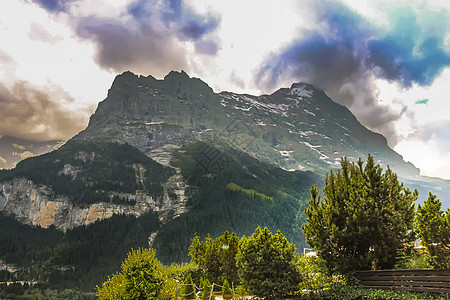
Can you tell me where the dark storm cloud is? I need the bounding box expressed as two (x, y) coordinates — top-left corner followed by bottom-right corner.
(0, 52), (86, 141)
(256, 2), (370, 102)
(194, 39), (219, 55)
(256, 2), (450, 144)
(0, 81), (93, 141)
(76, 0), (220, 74)
(32, 0), (76, 13)
(128, 0), (220, 41)
(367, 8), (450, 87)
(76, 18), (187, 75)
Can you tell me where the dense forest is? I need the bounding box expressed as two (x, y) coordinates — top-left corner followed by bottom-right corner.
(152, 142), (320, 263)
(0, 141), (320, 293)
(0, 210), (159, 291)
(0, 141), (174, 205)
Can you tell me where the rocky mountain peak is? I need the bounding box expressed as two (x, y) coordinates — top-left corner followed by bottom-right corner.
(163, 70), (190, 81)
(74, 70), (419, 178)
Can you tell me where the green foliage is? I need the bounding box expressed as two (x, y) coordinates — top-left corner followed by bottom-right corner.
(164, 261), (199, 282)
(96, 273), (126, 300)
(236, 227), (302, 299)
(154, 141), (320, 263)
(200, 278), (214, 300)
(0, 211), (159, 291)
(0, 285), (95, 300)
(297, 283), (450, 299)
(222, 279), (233, 299)
(189, 230), (240, 284)
(183, 273), (196, 300)
(297, 255), (344, 292)
(303, 155), (418, 274)
(415, 193), (450, 269)
(233, 285), (249, 299)
(159, 278), (179, 300)
(393, 246), (430, 269)
(97, 248), (166, 300)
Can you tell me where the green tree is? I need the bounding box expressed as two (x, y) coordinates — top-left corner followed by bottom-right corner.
(189, 231), (240, 284)
(200, 278), (214, 300)
(97, 248), (167, 300)
(183, 273), (196, 300)
(97, 273), (127, 300)
(236, 227), (301, 299)
(415, 193), (450, 269)
(303, 155), (417, 274)
(222, 278), (233, 299)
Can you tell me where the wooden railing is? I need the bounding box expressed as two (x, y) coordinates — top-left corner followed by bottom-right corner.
(354, 269), (450, 294)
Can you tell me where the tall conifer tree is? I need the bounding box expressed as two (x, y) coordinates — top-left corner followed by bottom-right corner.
(416, 193), (450, 269)
(303, 155), (417, 273)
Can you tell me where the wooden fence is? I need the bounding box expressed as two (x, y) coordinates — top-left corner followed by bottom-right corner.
(354, 269), (450, 294)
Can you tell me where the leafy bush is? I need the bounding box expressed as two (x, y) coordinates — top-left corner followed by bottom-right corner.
(189, 230), (240, 284)
(236, 227), (302, 299)
(200, 278), (214, 300)
(297, 255), (345, 292)
(222, 279), (233, 299)
(183, 273), (196, 300)
(297, 284), (450, 299)
(97, 248), (167, 300)
(394, 247), (430, 269)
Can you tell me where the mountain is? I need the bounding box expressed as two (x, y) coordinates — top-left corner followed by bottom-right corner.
(0, 136), (63, 169)
(74, 70), (419, 177)
(0, 70), (447, 291)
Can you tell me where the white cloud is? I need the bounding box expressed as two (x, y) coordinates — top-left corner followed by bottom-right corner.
(395, 136), (450, 180)
(0, 0), (449, 179)
(188, 0), (308, 94)
(1, 1), (114, 104)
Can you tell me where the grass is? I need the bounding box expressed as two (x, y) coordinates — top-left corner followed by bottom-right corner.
(226, 182), (273, 201)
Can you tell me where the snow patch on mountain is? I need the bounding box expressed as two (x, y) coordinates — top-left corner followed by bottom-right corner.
(289, 84), (313, 98)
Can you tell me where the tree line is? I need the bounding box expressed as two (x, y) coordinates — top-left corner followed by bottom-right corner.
(97, 154), (449, 299)
(304, 154), (449, 272)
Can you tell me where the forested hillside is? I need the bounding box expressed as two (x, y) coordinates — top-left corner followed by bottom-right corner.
(153, 141), (320, 263)
(0, 140), (320, 290)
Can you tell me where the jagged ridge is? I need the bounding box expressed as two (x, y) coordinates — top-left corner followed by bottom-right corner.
(74, 70), (419, 177)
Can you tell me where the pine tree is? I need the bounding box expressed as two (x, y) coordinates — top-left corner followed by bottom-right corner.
(415, 193), (450, 269)
(303, 155), (417, 274)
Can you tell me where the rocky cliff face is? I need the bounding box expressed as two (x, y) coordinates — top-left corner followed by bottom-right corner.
(0, 141), (187, 229)
(0, 175), (187, 230)
(74, 71), (419, 177)
(0, 70), (421, 230)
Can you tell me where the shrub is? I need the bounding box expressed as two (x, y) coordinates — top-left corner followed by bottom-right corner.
(236, 227), (301, 299)
(222, 279), (233, 299)
(97, 248), (166, 300)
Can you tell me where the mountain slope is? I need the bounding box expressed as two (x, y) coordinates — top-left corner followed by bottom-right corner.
(0, 70), (445, 291)
(0, 140), (320, 289)
(74, 70), (418, 177)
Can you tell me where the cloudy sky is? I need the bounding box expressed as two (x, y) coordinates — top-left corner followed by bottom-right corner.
(0, 0), (449, 179)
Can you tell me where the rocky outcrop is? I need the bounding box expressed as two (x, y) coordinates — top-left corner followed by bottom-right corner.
(73, 70), (419, 177)
(0, 176), (187, 229)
